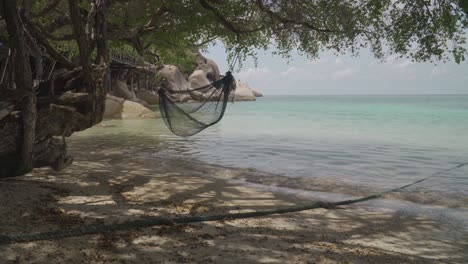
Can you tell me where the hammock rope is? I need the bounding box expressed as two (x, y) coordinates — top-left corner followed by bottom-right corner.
(0, 161), (466, 245)
(158, 71), (235, 137)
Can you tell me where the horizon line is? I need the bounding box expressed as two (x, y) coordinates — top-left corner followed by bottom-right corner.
(261, 93), (468, 96)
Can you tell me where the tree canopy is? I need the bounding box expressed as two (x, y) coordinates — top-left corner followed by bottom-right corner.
(15, 0), (468, 67)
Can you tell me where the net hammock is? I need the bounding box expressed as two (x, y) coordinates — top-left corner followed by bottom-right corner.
(158, 72), (235, 137)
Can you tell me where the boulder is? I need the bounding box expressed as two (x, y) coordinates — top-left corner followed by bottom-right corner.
(121, 100), (158, 119)
(157, 65), (190, 92)
(233, 81), (256, 101)
(157, 59), (259, 103)
(111, 80), (134, 100)
(252, 89), (263, 97)
(178, 94), (192, 102)
(104, 95), (125, 119)
(188, 69), (212, 92)
(136, 90), (160, 105)
(195, 57), (220, 83)
(190, 90), (209, 101)
(104, 94), (158, 119)
(205, 59), (221, 82)
(129, 98), (151, 109)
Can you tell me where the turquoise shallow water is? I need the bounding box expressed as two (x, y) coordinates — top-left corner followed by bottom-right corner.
(73, 95), (468, 207)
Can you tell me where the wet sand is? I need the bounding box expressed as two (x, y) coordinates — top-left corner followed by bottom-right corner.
(0, 141), (467, 263)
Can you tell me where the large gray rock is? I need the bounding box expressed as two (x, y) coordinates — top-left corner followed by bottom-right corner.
(195, 53), (221, 82)
(188, 69), (210, 88)
(189, 69), (226, 101)
(233, 81), (256, 101)
(196, 60), (220, 83)
(121, 100), (158, 119)
(136, 90), (160, 105)
(157, 65), (190, 92)
(205, 59), (221, 81)
(189, 90), (209, 101)
(104, 95), (125, 119)
(157, 58), (258, 103)
(111, 80), (134, 100)
(157, 65), (193, 102)
(252, 89), (263, 97)
(129, 98), (151, 109)
(104, 94), (158, 119)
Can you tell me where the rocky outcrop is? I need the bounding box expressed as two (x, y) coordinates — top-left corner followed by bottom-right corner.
(157, 65), (190, 92)
(129, 98), (151, 109)
(111, 80), (134, 100)
(188, 69), (211, 90)
(104, 95), (125, 119)
(195, 53), (221, 83)
(104, 95), (158, 119)
(110, 78), (158, 107)
(233, 81), (256, 101)
(136, 90), (159, 105)
(187, 69), (217, 101)
(252, 89), (263, 97)
(157, 55), (262, 102)
(194, 54), (263, 101)
(121, 100), (158, 119)
(157, 65), (193, 102)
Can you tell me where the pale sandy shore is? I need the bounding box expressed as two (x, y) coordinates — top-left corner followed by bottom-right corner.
(0, 141), (467, 263)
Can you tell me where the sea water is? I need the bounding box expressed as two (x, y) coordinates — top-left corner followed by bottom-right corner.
(72, 95), (468, 209)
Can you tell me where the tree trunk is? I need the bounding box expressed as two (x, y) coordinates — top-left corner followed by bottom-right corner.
(0, 0), (110, 178)
(3, 0), (36, 175)
(90, 0), (109, 125)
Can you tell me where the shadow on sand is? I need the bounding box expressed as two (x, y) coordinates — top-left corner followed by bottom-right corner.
(0, 134), (466, 263)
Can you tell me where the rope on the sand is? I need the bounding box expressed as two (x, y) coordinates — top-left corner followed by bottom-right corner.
(0, 161), (467, 245)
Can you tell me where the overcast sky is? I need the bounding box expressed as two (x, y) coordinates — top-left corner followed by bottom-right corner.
(206, 44), (468, 95)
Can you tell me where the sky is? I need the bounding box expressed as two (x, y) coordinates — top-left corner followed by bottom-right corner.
(206, 44), (468, 95)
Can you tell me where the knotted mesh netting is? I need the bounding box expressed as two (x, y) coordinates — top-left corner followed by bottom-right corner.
(158, 72), (235, 137)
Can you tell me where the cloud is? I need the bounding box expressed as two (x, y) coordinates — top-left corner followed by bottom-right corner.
(335, 58), (344, 65)
(306, 72), (326, 81)
(384, 54), (399, 63)
(430, 66), (449, 79)
(392, 60), (413, 69)
(281, 66), (297, 75)
(331, 67), (360, 80)
(384, 59), (416, 77)
(238, 67), (271, 81)
(306, 58), (328, 65)
(385, 58), (414, 70)
(280, 66), (325, 81)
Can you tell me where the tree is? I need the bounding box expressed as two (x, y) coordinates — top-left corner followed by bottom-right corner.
(0, 0), (467, 177)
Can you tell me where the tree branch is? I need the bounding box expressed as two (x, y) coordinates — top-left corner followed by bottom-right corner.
(199, 0), (263, 34)
(44, 14), (71, 33)
(107, 4), (170, 41)
(23, 19), (76, 68)
(68, 0), (91, 77)
(33, 0), (62, 17)
(255, 0), (336, 33)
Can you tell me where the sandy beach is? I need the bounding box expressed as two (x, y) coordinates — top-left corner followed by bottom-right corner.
(0, 137), (466, 264)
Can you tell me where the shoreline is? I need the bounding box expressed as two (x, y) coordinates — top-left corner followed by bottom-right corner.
(166, 156), (468, 210)
(0, 142), (466, 263)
